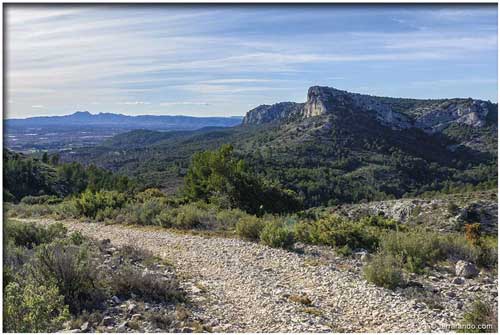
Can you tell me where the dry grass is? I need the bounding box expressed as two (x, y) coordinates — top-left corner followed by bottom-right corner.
(289, 294), (313, 306)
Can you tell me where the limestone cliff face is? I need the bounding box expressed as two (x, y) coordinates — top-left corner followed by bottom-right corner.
(303, 86), (336, 117)
(242, 102), (303, 124)
(242, 86), (496, 135)
(413, 99), (490, 133)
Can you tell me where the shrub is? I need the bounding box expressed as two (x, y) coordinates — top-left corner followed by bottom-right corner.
(6, 203), (55, 218)
(447, 202), (460, 216)
(260, 220), (295, 250)
(129, 198), (166, 226)
(110, 265), (184, 304)
(3, 240), (30, 288)
(359, 215), (399, 230)
(337, 245), (353, 257)
(154, 209), (176, 228)
(465, 223), (482, 246)
(236, 216), (265, 240)
(363, 252), (404, 289)
(74, 190), (127, 219)
(3, 279), (70, 332)
(53, 200), (80, 220)
(118, 245), (157, 266)
(295, 215), (379, 252)
(135, 188), (165, 202)
(379, 229), (482, 273)
(69, 231), (86, 245)
(28, 241), (107, 314)
(95, 206), (121, 222)
(215, 208), (248, 230)
(174, 203), (214, 229)
(4, 220), (67, 248)
(473, 236), (498, 269)
(458, 300), (498, 333)
(145, 311), (175, 330)
(20, 195), (62, 205)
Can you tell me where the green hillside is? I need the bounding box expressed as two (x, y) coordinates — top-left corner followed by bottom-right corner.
(61, 87), (497, 208)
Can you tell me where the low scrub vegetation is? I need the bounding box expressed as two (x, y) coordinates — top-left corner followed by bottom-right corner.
(259, 219), (295, 250)
(363, 252), (404, 289)
(236, 216), (265, 241)
(3, 220), (183, 333)
(111, 265), (184, 304)
(458, 300), (498, 333)
(294, 215), (379, 252)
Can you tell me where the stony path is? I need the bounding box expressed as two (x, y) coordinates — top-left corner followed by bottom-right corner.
(23, 218), (493, 332)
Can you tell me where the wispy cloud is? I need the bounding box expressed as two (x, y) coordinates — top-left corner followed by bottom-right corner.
(5, 4), (498, 118)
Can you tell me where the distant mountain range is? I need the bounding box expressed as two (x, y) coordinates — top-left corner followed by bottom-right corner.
(6, 111), (243, 130)
(4, 111), (243, 153)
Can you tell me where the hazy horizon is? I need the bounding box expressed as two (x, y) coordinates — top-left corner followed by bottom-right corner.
(5, 4), (498, 119)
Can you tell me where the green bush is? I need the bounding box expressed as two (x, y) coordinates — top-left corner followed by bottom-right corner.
(4, 220), (67, 248)
(458, 300), (498, 333)
(154, 209), (176, 228)
(379, 229), (484, 273)
(215, 208), (248, 230)
(174, 203), (214, 229)
(3, 279), (70, 332)
(236, 216), (265, 240)
(363, 252), (404, 289)
(20, 195), (62, 205)
(260, 220), (295, 250)
(73, 189), (127, 219)
(53, 200), (80, 220)
(3, 240), (30, 288)
(95, 206), (122, 222)
(135, 188), (166, 202)
(294, 215), (379, 252)
(28, 241), (107, 314)
(359, 215), (399, 230)
(473, 236), (498, 269)
(6, 203), (55, 218)
(129, 198), (166, 225)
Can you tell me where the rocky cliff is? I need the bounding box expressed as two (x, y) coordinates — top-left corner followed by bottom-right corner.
(242, 86), (497, 135)
(242, 102), (303, 124)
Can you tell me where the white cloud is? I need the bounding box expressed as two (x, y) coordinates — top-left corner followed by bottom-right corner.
(31, 104), (44, 109)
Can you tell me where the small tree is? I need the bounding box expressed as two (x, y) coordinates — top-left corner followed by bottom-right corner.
(41, 152), (49, 164)
(465, 223), (481, 246)
(184, 145), (301, 214)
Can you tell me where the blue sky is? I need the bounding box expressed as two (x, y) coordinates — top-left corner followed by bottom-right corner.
(5, 4), (498, 118)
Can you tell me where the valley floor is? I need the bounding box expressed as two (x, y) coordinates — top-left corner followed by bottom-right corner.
(21, 218), (497, 333)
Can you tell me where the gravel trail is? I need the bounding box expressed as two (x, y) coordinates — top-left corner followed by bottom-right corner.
(23, 218), (494, 332)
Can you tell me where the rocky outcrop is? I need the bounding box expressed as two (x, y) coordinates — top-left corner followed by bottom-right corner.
(242, 86), (496, 134)
(413, 99), (490, 133)
(242, 102), (303, 124)
(338, 191), (498, 234)
(455, 261), (479, 279)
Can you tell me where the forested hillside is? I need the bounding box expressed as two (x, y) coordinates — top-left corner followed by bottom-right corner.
(60, 86), (497, 207)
